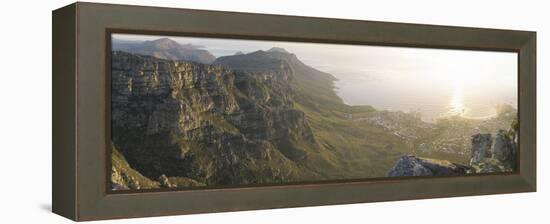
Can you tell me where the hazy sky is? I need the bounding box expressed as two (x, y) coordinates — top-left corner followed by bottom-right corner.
(113, 34), (518, 121)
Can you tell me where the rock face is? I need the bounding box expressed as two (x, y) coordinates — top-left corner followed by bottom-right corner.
(470, 128), (517, 173)
(111, 50), (322, 186)
(388, 155), (470, 177)
(470, 134), (493, 165)
(112, 38), (216, 64)
(493, 130), (517, 167)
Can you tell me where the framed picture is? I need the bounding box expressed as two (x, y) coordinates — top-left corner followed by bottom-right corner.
(52, 2), (536, 221)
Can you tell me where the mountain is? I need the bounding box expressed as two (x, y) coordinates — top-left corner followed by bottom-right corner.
(110, 47), (517, 190)
(111, 50), (336, 187)
(214, 48), (343, 107)
(214, 49), (415, 177)
(112, 38), (216, 64)
(111, 49), (415, 189)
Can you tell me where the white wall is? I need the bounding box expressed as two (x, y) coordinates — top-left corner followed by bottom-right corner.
(0, 0), (546, 223)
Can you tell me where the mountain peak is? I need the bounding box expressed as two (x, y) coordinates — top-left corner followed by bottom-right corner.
(154, 37), (171, 41)
(146, 38), (181, 49)
(267, 47), (289, 53)
(150, 38), (177, 44)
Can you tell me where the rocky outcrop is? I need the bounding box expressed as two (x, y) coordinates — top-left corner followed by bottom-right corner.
(470, 134), (492, 165)
(158, 174), (175, 188)
(470, 128), (517, 173)
(388, 155), (470, 177)
(111, 166), (146, 190)
(389, 121), (518, 177)
(493, 130), (517, 168)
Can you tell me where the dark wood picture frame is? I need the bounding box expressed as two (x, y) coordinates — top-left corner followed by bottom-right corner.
(53, 2), (536, 221)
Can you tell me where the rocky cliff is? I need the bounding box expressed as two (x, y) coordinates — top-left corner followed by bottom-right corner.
(111, 50), (331, 187)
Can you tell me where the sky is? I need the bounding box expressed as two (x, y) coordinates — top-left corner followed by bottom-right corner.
(112, 33), (518, 122)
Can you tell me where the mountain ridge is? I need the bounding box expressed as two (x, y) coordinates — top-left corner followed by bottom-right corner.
(112, 38), (216, 64)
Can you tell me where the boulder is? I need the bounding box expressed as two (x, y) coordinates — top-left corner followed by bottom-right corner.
(158, 174), (175, 188)
(470, 133), (492, 165)
(388, 155), (470, 177)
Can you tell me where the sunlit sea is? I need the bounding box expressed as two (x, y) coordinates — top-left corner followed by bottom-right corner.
(333, 76), (517, 123)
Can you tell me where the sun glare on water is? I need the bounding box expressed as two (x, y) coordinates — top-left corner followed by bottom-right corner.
(449, 82), (466, 117)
